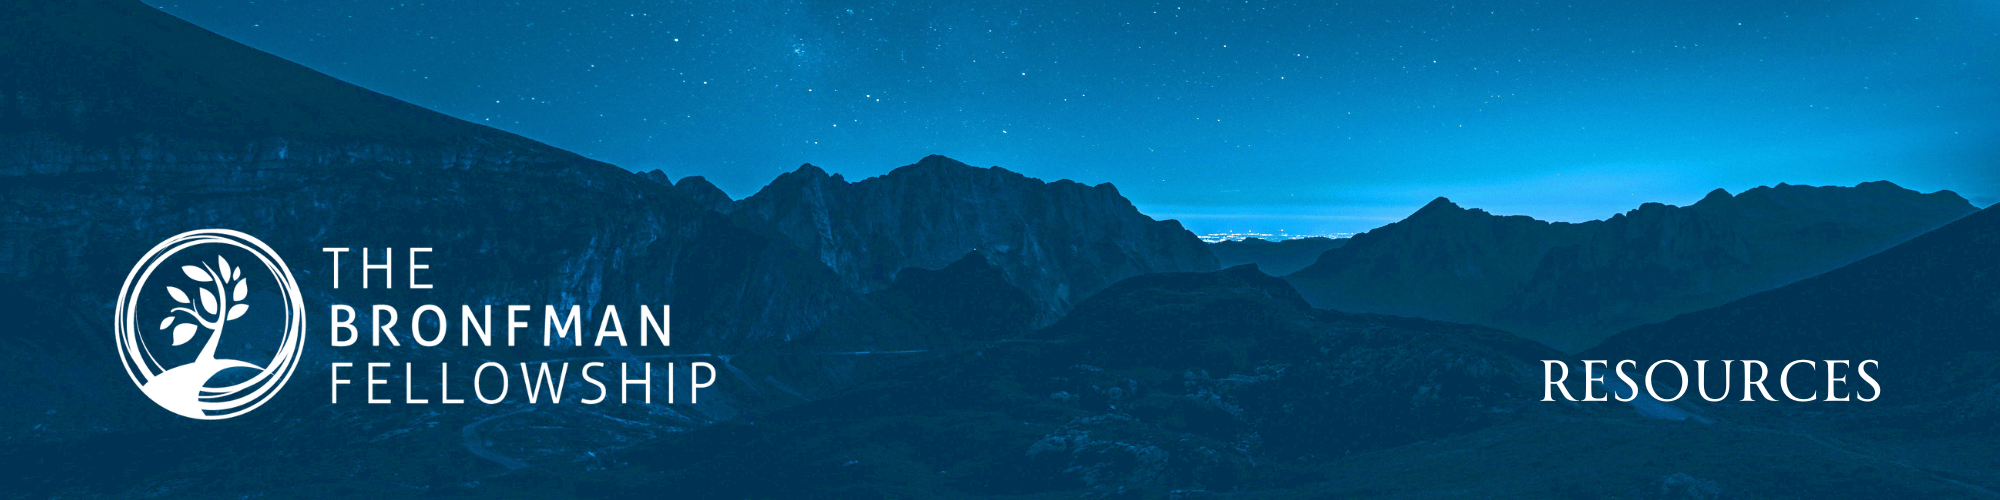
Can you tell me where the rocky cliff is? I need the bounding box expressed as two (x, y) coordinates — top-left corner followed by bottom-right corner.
(673, 175), (737, 213)
(730, 154), (1219, 324)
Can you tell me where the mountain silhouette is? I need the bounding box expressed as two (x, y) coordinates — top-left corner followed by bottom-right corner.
(0, 1), (926, 493)
(729, 154), (1219, 324)
(1585, 204), (2000, 406)
(672, 175), (736, 213)
(6, 1), (1997, 498)
(0, 2), (1206, 495)
(1208, 236), (1347, 276)
(548, 210), (2000, 498)
(1285, 182), (1977, 352)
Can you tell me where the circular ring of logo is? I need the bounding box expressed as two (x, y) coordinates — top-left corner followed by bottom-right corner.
(115, 229), (305, 420)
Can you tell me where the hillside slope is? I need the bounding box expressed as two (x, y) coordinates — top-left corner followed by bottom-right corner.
(1286, 183), (1976, 352)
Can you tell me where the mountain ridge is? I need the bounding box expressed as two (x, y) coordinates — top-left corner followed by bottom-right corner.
(1286, 181), (1978, 352)
(0, 3), (1224, 494)
(0, 0), (620, 176)
(1583, 203), (2000, 405)
(729, 153), (1220, 324)
(1207, 236), (1348, 276)
(0, 2), (943, 494)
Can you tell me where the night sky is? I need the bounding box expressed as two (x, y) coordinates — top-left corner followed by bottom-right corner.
(146, 0), (1998, 235)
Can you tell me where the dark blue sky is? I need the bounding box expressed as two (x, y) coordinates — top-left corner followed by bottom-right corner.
(147, 0), (1997, 234)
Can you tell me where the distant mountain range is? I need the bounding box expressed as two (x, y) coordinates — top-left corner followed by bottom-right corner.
(7, 1), (1999, 498)
(1587, 203), (2000, 406)
(1285, 183), (1977, 352)
(1208, 236), (1346, 276)
(552, 202), (2000, 499)
(662, 155), (1217, 325)
(0, 0), (1212, 495)
(2, 0), (938, 462)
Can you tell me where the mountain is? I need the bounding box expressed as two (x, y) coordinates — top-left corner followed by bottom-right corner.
(510, 211), (2000, 499)
(0, 0), (895, 389)
(673, 175), (736, 213)
(13, 1), (1997, 498)
(546, 265), (1566, 498)
(730, 155), (1219, 324)
(0, 1), (546, 152)
(1208, 236), (1347, 276)
(1285, 182), (1978, 352)
(864, 251), (1038, 346)
(0, 2), (1215, 495)
(637, 170), (736, 213)
(0, 0), (927, 495)
(1585, 204), (2000, 406)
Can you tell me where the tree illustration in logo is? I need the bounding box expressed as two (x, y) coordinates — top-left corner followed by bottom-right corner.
(139, 256), (262, 418)
(117, 229), (305, 420)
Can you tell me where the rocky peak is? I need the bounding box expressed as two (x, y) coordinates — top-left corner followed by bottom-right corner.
(1411, 196), (1466, 217)
(639, 168), (673, 186)
(790, 163), (840, 182)
(673, 175), (735, 213)
(910, 153), (961, 169)
(732, 155), (1218, 324)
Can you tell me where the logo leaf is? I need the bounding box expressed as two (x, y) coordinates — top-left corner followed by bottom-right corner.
(171, 323), (197, 345)
(233, 266), (242, 282)
(159, 316), (174, 330)
(167, 286), (190, 304)
(227, 303), (248, 321)
(182, 265), (212, 282)
(218, 257), (232, 285)
(232, 279), (248, 301)
(199, 288), (218, 315)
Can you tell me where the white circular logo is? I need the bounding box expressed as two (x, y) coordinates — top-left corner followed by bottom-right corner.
(115, 229), (305, 420)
